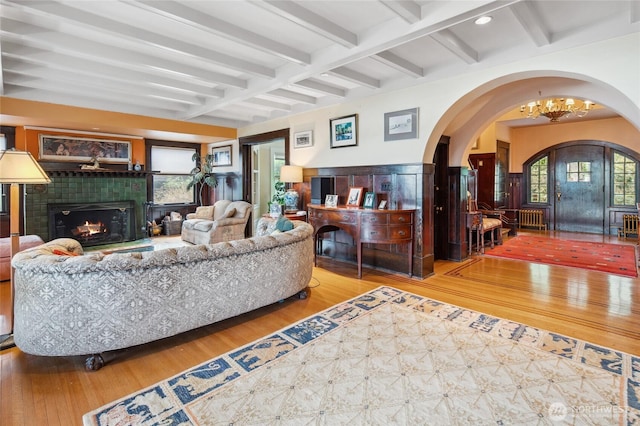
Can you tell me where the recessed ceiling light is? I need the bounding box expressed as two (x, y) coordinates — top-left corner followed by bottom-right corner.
(475, 16), (492, 25)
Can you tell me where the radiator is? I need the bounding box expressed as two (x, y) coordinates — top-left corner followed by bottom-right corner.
(619, 214), (639, 238)
(519, 209), (546, 230)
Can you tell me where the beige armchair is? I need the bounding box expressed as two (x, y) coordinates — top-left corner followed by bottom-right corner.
(181, 200), (252, 245)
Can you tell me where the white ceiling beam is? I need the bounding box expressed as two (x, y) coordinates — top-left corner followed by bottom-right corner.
(254, 0), (357, 48)
(1, 18), (248, 88)
(330, 67), (381, 89)
(509, 1), (550, 47)
(379, 0), (422, 24)
(430, 28), (478, 64)
(130, 0), (311, 65)
(293, 79), (346, 97)
(3, 84), (187, 120)
(4, 77), (191, 111)
(5, 43), (224, 98)
(180, 1), (520, 120)
(0, 41), (4, 95)
(243, 98), (292, 112)
(1, 51), (225, 99)
(9, 0), (275, 78)
(268, 89), (317, 105)
(630, 0), (640, 23)
(4, 69), (205, 106)
(373, 51), (424, 78)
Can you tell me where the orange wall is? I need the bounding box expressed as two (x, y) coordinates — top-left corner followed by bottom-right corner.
(509, 117), (640, 173)
(2, 97), (237, 156)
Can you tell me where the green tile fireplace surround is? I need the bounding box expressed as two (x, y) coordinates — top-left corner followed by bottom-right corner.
(24, 173), (148, 243)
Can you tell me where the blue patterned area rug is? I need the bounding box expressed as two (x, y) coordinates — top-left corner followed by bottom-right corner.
(83, 286), (639, 425)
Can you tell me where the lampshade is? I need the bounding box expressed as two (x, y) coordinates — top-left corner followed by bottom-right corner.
(0, 149), (51, 184)
(279, 165), (303, 183)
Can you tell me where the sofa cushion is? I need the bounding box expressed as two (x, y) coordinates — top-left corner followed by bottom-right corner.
(222, 207), (236, 219)
(276, 216), (294, 232)
(194, 221), (215, 232)
(195, 206), (215, 219)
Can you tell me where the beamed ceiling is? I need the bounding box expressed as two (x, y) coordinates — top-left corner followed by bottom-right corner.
(1, 0), (639, 129)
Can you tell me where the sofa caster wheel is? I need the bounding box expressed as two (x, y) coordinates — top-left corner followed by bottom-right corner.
(298, 290), (307, 299)
(85, 354), (104, 371)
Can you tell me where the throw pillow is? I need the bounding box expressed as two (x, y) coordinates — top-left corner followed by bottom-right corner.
(275, 215), (294, 232)
(52, 248), (79, 256)
(195, 206), (215, 219)
(222, 207), (236, 219)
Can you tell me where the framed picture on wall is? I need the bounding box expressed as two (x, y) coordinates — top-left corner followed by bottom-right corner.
(330, 114), (358, 148)
(346, 187), (363, 206)
(39, 135), (131, 163)
(384, 108), (418, 141)
(211, 144), (232, 166)
(294, 130), (313, 148)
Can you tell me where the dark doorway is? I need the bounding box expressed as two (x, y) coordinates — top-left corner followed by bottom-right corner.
(433, 138), (449, 260)
(554, 145), (605, 233)
(495, 140), (510, 208)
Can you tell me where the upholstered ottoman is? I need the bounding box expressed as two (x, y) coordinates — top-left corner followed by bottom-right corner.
(0, 235), (44, 281)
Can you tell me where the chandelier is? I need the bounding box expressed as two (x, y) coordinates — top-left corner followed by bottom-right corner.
(520, 96), (595, 122)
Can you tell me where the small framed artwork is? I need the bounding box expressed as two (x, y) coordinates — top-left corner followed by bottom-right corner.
(294, 130), (313, 148)
(384, 108), (418, 141)
(346, 187), (363, 207)
(330, 114), (358, 148)
(211, 144), (232, 166)
(325, 194), (338, 208)
(363, 192), (376, 209)
(378, 200), (388, 209)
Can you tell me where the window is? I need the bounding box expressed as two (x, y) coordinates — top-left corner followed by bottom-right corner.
(612, 151), (637, 206)
(150, 145), (196, 204)
(529, 156), (548, 203)
(566, 161), (591, 182)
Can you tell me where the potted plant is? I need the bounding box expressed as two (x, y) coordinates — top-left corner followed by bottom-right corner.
(187, 153), (218, 205)
(268, 180), (285, 216)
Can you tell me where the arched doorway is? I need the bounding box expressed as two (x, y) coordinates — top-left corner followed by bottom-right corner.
(523, 141), (639, 234)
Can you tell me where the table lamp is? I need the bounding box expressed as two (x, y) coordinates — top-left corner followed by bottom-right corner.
(0, 149), (51, 349)
(279, 165), (303, 213)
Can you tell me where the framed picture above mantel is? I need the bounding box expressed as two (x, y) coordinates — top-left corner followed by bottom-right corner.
(39, 135), (131, 164)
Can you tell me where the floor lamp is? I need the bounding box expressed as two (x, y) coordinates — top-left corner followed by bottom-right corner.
(0, 149), (51, 350)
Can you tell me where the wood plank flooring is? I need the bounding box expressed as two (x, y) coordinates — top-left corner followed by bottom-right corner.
(1, 230), (638, 426)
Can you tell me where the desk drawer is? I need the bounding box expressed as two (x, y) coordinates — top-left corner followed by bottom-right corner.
(361, 213), (389, 225)
(361, 225), (388, 241)
(390, 213), (413, 225)
(389, 225), (412, 240)
(310, 210), (357, 224)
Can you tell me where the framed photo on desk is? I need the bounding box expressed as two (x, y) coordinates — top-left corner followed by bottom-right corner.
(346, 187), (363, 206)
(325, 194), (338, 208)
(363, 192), (376, 209)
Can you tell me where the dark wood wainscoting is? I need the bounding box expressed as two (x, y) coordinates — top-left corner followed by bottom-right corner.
(296, 163), (436, 278)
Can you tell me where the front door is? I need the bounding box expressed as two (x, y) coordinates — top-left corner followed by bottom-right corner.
(554, 145), (604, 233)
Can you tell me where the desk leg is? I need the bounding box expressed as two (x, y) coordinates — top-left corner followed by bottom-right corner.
(313, 234), (318, 266)
(408, 241), (413, 278)
(357, 241), (362, 279)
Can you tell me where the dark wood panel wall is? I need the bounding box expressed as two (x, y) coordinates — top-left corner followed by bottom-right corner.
(448, 167), (469, 261)
(290, 163), (436, 278)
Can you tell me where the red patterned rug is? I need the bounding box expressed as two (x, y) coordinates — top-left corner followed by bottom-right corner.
(485, 236), (638, 277)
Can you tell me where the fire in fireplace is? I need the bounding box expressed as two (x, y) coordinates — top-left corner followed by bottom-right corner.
(48, 201), (136, 247)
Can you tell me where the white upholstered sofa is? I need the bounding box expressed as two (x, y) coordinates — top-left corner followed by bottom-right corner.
(11, 218), (313, 370)
(181, 200), (252, 245)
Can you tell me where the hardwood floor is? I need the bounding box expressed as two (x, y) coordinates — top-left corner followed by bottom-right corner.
(1, 231), (638, 426)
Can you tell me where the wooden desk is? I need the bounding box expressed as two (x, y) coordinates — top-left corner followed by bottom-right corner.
(308, 204), (415, 278)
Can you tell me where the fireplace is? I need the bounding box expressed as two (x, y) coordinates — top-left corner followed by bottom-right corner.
(48, 201), (136, 247)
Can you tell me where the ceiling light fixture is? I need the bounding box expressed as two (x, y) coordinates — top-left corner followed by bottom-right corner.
(474, 16), (492, 25)
(520, 93), (595, 122)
